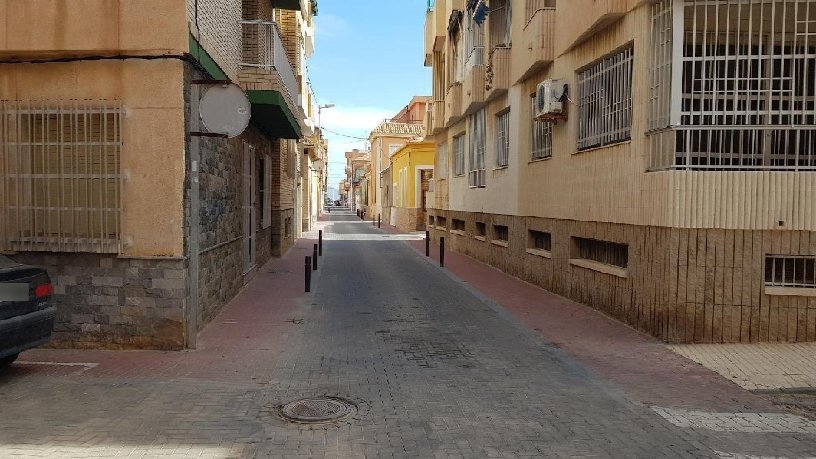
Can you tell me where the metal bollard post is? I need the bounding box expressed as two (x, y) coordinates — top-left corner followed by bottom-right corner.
(313, 244), (318, 270)
(378, 214), (381, 228)
(305, 256), (312, 292)
(318, 230), (323, 256)
(425, 230), (430, 257)
(372, 215), (375, 226)
(440, 237), (445, 268)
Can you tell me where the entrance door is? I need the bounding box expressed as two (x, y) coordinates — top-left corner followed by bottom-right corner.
(243, 144), (256, 273)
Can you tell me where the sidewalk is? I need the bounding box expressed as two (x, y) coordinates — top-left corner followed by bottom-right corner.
(379, 222), (804, 414)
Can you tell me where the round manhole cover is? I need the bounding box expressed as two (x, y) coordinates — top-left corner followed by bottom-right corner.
(278, 397), (357, 424)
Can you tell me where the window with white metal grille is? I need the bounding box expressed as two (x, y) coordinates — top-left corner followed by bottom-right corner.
(531, 95), (553, 160)
(468, 109), (487, 187)
(577, 47), (634, 150)
(649, 0), (816, 171)
(437, 143), (448, 179)
(0, 100), (123, 253)
(464, 3), (485, 74)
(453, 133), (466, 176)
(495, 110), (510, 167)
(765, 255), (816, 288)
(489, 0), (512, 50)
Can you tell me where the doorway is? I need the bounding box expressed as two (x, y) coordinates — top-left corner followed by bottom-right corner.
(243, 144), (257, 273)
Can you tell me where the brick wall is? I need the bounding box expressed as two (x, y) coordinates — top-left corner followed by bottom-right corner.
(187, 0), (242, 78)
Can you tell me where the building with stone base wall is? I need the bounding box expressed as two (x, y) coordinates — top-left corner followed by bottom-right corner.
(0, 0), (319, 349)
(424, 0), (816, 343)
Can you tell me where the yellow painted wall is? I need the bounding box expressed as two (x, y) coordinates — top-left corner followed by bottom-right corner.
(390, 142), (435, 209)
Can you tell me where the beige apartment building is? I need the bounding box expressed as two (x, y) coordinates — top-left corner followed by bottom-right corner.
(0, 0), (321, 349)
(344, 149), (370, 212)
(366, 97), (430, 225)
(424, 0), (816, 343)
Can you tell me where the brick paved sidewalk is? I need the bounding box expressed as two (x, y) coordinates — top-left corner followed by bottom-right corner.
(382, 223), (786, 414)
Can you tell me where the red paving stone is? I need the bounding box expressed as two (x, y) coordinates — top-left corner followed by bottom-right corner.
(380, 223), (781, 413)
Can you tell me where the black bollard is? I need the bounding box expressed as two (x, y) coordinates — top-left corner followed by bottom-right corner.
(425, 230), (430, 257)
(440, 237), (445, 268)
(378, 214), (381, 228)
(305, 256), (312, 292)
(313, 244), (318, 270)
(318, 230), (323, 256)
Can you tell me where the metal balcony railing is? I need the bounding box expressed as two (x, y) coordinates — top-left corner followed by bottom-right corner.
(239, 20), (299, 102)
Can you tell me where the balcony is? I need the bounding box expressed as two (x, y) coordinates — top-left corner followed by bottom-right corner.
(444, 83), (463, 126)
(423, 0), (448, 66)
(512, 2), (555, 83)
(555, 0), (629, 55)
(462, 60), (486, 116)
(238, 20), (299, 106)
(485, 47), (510, 101)
(431, 100), (445, 135)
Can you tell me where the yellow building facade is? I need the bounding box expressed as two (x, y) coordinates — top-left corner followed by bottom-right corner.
(390, 142), (435, 232)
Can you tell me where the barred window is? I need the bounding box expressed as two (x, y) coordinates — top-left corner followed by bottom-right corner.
(0, 100), (123, 253)
(468, 109), (486, 188)
(475, 221), (487, 238)
(492, 224), (509, 242)
(765, 255), (816, 289)
(437, 143), (448, 179)
(495, 110), (510, 167)
(453, 134), (466, 176)
(452, 219), (465, 232)
(572, 237), (628, 269)
(578, 47), (634, 150)
(531, 95), (553, 160)
(528, 230), (552, 252)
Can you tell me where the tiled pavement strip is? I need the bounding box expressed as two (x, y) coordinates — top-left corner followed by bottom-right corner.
(0, 211), (813, 458)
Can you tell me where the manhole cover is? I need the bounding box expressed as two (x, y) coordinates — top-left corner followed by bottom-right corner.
(278, 397), (356, 424)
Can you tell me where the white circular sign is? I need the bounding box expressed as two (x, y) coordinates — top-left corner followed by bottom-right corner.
(199, 84), (251, 138)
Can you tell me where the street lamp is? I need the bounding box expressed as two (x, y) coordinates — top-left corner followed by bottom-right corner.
(317, 103), (334, 130)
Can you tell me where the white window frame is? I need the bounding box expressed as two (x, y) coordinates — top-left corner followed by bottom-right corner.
(453, 134), (466, 176)
(495, 109), (510, 168)
(577, 46), (634, 151)
(468, 109), (487, 188)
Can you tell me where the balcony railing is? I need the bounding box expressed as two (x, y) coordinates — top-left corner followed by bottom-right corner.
(239, 20), (299, 102)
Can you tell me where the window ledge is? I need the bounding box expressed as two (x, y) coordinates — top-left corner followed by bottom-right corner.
(569, 258), (627, 278)
(526, 248), (552, 258)
(529, 156), (552, 164)
(436, 226), (448, 231)
(474, 235), (487, 242)
(494, 165), (509, 171)
(491, 240), (509, 248)
(765, 286), (816, 297)
(574, 140), (631, 155)
(450, 230), (466, 236)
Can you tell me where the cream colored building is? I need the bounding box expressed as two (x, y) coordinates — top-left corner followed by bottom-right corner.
(0, 0), (319, 349)
(424, 0), (816, 343)
(367, 97), (429, 224)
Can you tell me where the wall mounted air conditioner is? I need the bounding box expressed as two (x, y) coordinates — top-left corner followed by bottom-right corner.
(535, 79), (568, 122)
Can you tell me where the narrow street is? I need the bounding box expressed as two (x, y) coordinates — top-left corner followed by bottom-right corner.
(1, 210), (815, 458)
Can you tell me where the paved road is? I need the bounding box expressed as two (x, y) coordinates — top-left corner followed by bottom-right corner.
(0, 211), (814, 458)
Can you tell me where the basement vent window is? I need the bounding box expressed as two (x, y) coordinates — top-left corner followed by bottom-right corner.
(0, 100), (123, 253)
(475, 222), (487, 240)
(528, 230), (552, 251)
(436, 216), (447, 229)
(765, 255), (816, 289)
(493, 225), (509, 242)
(452, 219), (466, 232)
(570, 237), (629, 277)
(429, 215), (435, 226)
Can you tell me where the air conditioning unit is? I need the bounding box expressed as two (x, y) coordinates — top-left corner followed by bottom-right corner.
(535, 79), (568, 122)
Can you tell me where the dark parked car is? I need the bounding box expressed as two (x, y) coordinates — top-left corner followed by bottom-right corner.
(0, 255), (56, 367)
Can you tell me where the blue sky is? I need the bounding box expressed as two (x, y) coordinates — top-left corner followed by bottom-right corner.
(309, 0), (431, 197)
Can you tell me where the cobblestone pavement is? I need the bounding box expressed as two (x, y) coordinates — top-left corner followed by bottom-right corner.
(1, 211), (815, 458)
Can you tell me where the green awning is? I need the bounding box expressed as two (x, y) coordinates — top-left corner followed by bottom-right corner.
(247, 90), (302, 139)
(270, 0), (302, 10)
